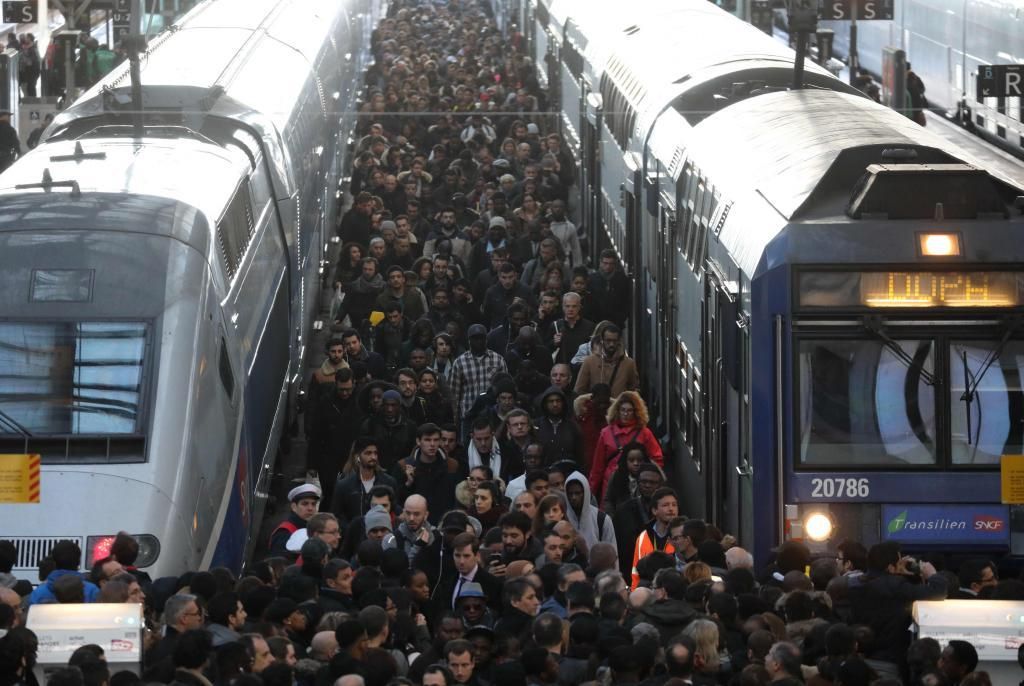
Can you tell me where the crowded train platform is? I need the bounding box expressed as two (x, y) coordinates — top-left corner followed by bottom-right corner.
(3, 0), (1024, 685)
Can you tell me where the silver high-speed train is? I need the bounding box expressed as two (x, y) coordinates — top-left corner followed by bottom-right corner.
(0, 0), (380, 579)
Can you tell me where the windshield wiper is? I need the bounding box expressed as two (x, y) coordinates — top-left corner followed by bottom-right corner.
(862, 317), (936, 386)
(0, 407), (32, 437)
(961, 318), (1022, 403)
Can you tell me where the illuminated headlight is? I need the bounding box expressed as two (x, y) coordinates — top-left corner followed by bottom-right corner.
(918, 232), (961, 257)
(86, 534), (160, 568)
(804, 513), (834, 542)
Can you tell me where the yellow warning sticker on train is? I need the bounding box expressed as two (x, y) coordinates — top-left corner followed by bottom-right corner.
(0, 454), (40, 504)
(1001, 455), (1024, 504)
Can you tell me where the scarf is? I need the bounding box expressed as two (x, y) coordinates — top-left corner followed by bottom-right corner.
(468, 437), (502, 479)
(347, 273), (385, 294)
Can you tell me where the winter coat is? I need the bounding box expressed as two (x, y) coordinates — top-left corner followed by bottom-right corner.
(589, 421), (663, 501)
(632, 598), (697, 645)
(573, 393), (607, 473)
(848, 571), (947, 664)
(27, 569), (100, 606)
(535, 386), (584, 466)
(574, 348), (640, 399)
(360, 413), (418, 471)
(394, 448), (464, 524)
(329, 469), (399, 527)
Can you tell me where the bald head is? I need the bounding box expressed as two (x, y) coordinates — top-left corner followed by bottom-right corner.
(334, 676), (365, 686)
(402, 494), (429, 531)
(629, 587), (654, 610)
(311, 631), (339, 662)
(725, 546), (753, 570)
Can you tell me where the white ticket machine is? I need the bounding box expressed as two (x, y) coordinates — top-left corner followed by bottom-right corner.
(25, 603), (144, 682)
(914, 600), (1024, 686)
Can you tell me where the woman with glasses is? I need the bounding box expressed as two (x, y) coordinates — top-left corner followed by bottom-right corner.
(589, 391), (663, 501)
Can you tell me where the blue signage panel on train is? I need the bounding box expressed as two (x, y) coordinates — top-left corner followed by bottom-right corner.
(881, 504), (1010, 545)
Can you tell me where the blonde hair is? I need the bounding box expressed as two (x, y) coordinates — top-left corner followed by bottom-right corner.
(606, 391), (650, 427)
(684, 618), (721, 670)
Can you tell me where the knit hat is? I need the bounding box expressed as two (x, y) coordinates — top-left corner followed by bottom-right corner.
(381, 389), (402, 403)
(365, 505), (392, 533)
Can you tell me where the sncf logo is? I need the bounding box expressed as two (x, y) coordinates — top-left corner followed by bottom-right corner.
(974, 515), (1005, 532)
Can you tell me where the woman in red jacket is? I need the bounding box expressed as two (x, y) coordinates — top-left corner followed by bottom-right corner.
(589, 391), (662, 500)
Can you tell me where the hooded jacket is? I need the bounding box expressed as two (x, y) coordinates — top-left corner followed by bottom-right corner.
(28, 569), (100, 605)
(564, 472), (617, 551)
(535, 386), (583, 465)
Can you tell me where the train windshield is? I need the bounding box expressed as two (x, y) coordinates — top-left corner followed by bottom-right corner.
(798, 339), (937, 466)
(949, 339), (1024, 465)
(0, 322), (148, 436)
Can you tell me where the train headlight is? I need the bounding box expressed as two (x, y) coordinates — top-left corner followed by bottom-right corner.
(804, 513), (834, 542)
(918, 232), (961, 257)
(86, 534), (160, 569)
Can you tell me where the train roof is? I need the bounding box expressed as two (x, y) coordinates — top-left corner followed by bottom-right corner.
(0, 136), (250, 247)
(675, 89), (1024, 275)
(597, 0), (843, 144)
(52, 0), (346, 139)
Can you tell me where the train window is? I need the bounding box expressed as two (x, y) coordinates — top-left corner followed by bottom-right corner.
(797, 338), (937, 467)
(218, 337), (234, 398)
(948, 339), (1024, 465)
(0, 322), (148, 436)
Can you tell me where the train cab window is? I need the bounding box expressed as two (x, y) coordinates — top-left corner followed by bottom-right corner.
(948, 339), (1024, 465)
(0, 322), (148, 436)
(798, 338), (937, 467)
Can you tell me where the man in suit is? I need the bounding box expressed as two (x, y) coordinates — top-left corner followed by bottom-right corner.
(440, 532), (502, 612)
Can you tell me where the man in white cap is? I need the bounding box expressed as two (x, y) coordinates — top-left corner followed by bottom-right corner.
(269, 484), (321, 557)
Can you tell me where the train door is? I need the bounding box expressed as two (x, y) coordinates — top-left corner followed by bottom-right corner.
(623, 158), (648, 402)
(702, 277), (724, 527)
(583, 93), (602, 263)
(702, 269), (752, 541)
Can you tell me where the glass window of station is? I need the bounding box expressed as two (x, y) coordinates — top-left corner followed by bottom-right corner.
(795, 269), (1024, 469)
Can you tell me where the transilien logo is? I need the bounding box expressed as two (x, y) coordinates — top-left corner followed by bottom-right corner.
(887, 510), (908, 534)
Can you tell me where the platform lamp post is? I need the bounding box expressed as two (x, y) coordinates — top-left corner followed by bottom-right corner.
(786, 0), (818, 90)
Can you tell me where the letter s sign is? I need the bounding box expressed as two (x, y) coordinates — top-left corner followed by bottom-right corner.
(19, 3), (33, 23)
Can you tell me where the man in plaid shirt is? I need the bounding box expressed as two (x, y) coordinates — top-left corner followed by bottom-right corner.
(451, 323), (508, 438)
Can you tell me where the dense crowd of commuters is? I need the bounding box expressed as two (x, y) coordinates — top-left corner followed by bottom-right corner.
(0, 1), (1012, 686)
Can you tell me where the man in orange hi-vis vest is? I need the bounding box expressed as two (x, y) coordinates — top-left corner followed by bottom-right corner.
(631, 487), (679, 589)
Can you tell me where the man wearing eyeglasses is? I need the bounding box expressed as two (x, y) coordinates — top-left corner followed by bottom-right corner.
(143, 593), (204, 680)
(949, 559), (998, 599)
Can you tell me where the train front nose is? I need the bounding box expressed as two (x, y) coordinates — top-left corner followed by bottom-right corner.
(0, 470), (182, 580)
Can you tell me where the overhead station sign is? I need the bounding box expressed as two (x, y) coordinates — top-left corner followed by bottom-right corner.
(820, 0), (894, 21)
(977, 65), (1024, 100)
